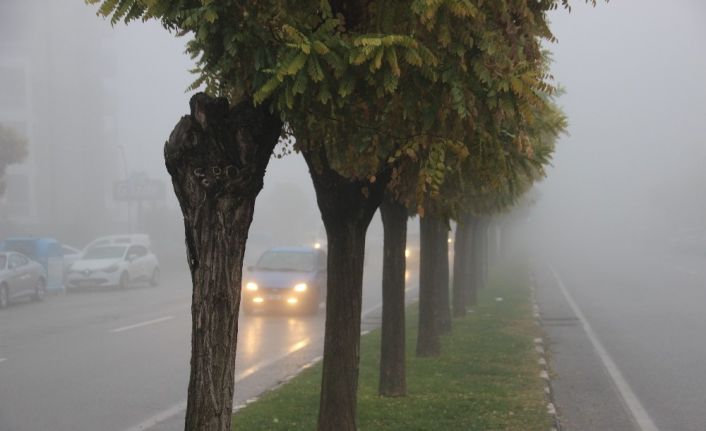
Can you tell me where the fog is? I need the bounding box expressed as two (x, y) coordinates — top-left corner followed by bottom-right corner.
(1, 1), (706, 430)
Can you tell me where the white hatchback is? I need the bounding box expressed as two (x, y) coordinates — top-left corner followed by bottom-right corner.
(65, 244), (160, 289)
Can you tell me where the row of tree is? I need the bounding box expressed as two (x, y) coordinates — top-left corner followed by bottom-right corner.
(87, 1), (583, 430)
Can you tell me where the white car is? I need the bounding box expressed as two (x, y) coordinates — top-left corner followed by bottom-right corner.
(65, 243), (160, 289)
(84, 234), (151, 252)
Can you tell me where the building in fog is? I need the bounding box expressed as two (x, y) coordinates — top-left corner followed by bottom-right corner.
(0, 0), (120, 242)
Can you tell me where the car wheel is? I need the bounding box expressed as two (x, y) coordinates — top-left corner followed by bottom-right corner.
(149, 268), (160, 287)
(119, 272), (129, 289)
(0, 285), (8, 309)
(33, 279), (46, 301)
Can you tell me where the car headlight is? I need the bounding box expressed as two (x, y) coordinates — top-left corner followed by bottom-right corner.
(293, 283), (307, 292)
(104, 264), (120, 273)
(246, 282), (258, 291)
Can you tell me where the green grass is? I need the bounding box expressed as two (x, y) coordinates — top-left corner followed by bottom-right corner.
(233, 264), (550, 430)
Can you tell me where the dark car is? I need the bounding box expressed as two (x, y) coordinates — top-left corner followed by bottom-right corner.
(242, 247), (327, 314)
(0, 251), (47, 309)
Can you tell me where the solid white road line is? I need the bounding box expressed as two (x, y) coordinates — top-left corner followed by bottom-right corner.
(548, 264), (660, 431)
(121, 337), (313, 431)
(110, 316), (175, 334)
(0, 358), (6, 363)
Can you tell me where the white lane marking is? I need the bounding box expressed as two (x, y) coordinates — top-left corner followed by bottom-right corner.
(121, 337), (312, 431)
(110, 316), (174, 334)
(234, 337), (311, 383)
(548, 264), (660, 431)
(0, 358), (6, 363)
(122, 289), (405, 431)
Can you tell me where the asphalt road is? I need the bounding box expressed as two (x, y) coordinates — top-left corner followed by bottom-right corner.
(0, 259), (398, 431)
(534, 241), (706, 431)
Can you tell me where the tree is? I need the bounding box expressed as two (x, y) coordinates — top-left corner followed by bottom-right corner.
(89, 1), (589, 430)
(0, 125), (28, 197)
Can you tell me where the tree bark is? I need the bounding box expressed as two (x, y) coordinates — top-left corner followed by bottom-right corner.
(378, 194), (408, 397)
(452, 216), (471, 317)
(416, 215), (448, 356)
(165, 93), (281, 431)
(302, 149), (388, 431)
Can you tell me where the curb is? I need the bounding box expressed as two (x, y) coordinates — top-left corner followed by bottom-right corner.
(529, 271), (562, 431)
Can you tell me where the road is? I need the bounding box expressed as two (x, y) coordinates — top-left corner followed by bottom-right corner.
(534, 241), (706, 431)
(0, 259), (401, 431)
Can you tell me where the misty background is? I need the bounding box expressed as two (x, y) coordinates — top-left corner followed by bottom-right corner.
(1, 0), (705, 263)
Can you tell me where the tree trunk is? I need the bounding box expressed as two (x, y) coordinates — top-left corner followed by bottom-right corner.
(436, 217), (451, 334)
(452, 216), (471, 317)
(378, 194), (408, 397)
(416, 215), (447, 356)
(165, 93), (281, 431)
(303, 149), (388, 431)
(480, 218), (490, 290)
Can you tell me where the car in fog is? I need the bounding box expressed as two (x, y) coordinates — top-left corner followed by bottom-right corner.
(83, 234), (151, 252)
(0, 237), (67, 293)
(0, 252), (48, 309)
(65, 243), (159, 290)
(243, 247), (327, 314)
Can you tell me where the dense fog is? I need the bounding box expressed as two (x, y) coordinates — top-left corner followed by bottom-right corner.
(1, 1), (705, 430)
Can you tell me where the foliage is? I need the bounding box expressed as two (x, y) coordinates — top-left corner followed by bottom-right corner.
(86, 0), (588, 199)
(0, 125), (28, 196)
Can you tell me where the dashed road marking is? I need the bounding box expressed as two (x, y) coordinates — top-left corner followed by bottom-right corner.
(548, 264), (660, 431)
(110, 316), (174, 334)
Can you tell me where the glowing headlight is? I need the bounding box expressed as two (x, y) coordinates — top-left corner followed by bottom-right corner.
(246, 282), (258, 291)
(404, 249), (410, 258)
(293, 283), (307, 292)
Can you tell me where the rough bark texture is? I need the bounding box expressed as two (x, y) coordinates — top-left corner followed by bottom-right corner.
(165, 93), (281, 431)
(416, 215), (445, 357)
(378, 195), (408, 397)
(303, 149), (389, 431)
(452, 216), (471, 318)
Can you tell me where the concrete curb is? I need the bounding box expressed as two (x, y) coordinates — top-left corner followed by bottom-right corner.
(529, 271), (562, 431)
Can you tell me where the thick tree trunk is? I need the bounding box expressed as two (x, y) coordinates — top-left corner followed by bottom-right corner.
(378, 195), (408, 397)
(416, 215), (449, 356)
(303, 149), (388, 431)
(452, 216), (471, 317)
(165, 93), (281, 431)
(437, 218), (451, 334)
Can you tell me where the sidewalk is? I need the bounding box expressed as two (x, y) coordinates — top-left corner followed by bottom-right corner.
(532, 262), (638, 431)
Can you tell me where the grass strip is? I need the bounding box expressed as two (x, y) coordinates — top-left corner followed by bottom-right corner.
(233, 263), (550, 430)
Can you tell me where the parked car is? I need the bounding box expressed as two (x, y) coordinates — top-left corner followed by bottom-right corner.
(242, 247), (327, 314)
(0, 251), (48, 308)
(65, 243), (160, 290)
(61, 244), (83, 272)
(0, 237), (65, 293)
(83, 234), (151, 253)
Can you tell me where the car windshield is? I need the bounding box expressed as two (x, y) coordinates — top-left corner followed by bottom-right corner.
(0, 255), (6, 269)
(256, 251), (315, 272)
(83, 246), (126, 260)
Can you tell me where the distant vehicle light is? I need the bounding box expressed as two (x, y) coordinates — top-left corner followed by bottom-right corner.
(447, 238), (452, 244)
(253, 297), (264, 303)
(293, 283), (307, 292)
(405, 249), (410, 258)
(314, 242), (322, 249)
(246, 282), (258, 291)
(287, 297), (298, 305)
